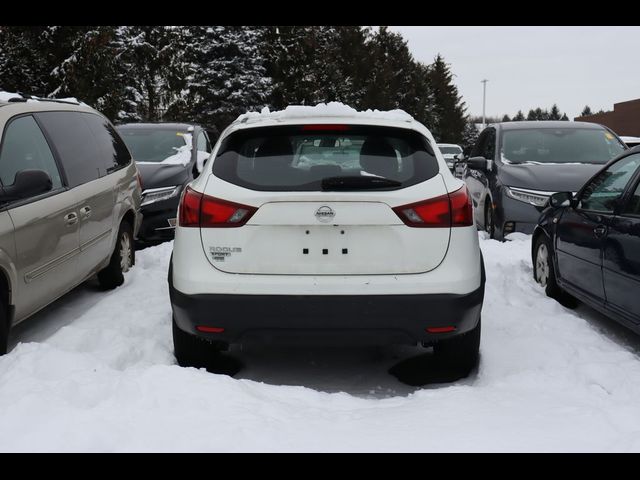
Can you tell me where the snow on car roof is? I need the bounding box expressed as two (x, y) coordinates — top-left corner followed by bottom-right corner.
(235, 102), (415, 126)
(0, 90), (88, 106)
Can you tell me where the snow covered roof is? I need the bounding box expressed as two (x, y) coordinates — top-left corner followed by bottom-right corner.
(235, 102), (415, 126)
(0, 90), (88, 107)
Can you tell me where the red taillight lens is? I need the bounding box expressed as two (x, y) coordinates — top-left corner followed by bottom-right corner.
(178, 187), (202, 227)
(449, 186), (473, 227)
(178, 187), (257, 228)
(393, 186), (473, 228)
(393, 194), (451, 227)
(426, 326), (457, 333)
(196, 326), (225, 333)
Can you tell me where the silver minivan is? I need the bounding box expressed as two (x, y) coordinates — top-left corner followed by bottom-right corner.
(0, 97), (142, 354)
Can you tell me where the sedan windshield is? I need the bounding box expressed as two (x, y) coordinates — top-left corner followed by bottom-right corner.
(501, 128), (625, 165)
(117, 128), (188, 162)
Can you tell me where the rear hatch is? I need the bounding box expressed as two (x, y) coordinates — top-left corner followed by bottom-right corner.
(200, 123), (449, 275)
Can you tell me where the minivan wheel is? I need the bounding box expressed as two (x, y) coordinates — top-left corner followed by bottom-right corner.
(433, 318), (481, 373)
(533, 235), (578, 308)
(98, 221), (134, 290)
(172, 317), (227, 369)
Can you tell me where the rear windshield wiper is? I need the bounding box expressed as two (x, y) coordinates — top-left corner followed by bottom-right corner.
(321, 176), (402, 191)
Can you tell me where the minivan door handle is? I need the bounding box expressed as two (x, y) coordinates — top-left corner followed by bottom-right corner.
(64, 212), (78, 226)
(79, 206), (92, 219)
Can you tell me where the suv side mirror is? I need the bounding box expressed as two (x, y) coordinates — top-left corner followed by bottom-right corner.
(1, 169), (52, 202)
(467, 156), (490, 171)
(549, 191), (573, 209)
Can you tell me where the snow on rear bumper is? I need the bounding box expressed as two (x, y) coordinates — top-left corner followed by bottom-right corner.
(171, 225), (482, 296)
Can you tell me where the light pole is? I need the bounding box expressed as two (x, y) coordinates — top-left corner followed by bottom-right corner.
(481, 79), (488, 129)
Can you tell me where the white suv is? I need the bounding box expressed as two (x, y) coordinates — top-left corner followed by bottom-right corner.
(169, 105), (485, 371)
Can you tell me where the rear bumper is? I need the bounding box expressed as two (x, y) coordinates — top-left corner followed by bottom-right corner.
(169, 259), (485, 346)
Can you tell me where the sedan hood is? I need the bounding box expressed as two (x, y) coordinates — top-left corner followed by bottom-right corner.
(137, 162), (189, 190)
(498, 162), (602, 192)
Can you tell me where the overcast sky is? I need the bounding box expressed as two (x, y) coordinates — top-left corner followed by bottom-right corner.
(389, 26), (639, 119)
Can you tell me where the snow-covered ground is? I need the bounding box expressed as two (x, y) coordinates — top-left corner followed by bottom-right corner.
(2, 233), (640, 452)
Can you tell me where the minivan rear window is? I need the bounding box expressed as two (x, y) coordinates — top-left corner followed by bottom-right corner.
(213, 125), (438, 191)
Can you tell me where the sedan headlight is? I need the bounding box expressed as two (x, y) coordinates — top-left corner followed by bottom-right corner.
(141, 185), (181, 207)
(505, 187), (552, 207)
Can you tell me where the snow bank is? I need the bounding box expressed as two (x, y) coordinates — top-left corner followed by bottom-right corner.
(1, 235), (640, 452)
(237, 102), (414, 124)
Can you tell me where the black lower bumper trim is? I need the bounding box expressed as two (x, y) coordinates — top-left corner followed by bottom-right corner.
(169, 262), (485, 346)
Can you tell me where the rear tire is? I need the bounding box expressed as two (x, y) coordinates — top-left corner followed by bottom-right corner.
(172, 317), (225, 369)
(433, 318), (481, 373)
(98, 221), (134, 290)
(0, 300), (8, 356)
(533, 235), (578, 308)
(485, 202), (496, 239)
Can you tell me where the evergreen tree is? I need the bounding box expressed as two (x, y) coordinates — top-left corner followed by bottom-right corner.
(425, 54), (466, 143)
(580, 105), (592, 116)
(114, 26), (185, 122)
(560, 113), (569, 121)
(50, 26), (128, 120)
(179, 26), (271, 129)
(513, 110), (525, 121)
(502, 114), (511, 122)
(461, 119), (480, 150)
(548, 104), (562, 120)
(0, 26), (79, 97)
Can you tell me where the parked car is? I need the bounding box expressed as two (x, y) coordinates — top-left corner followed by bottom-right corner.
(116, 122), (218, 246)
(0, 96), (141, 355)
(169, 108), (485, 372)
(533, 147), (640, 330)
(460, 121), (627, 240)
(437, 143), (463, 172)
(621, 136), (640, 149)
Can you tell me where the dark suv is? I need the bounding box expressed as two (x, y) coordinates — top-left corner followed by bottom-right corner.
(116, 123), (218, 246)
(460, 121), (626, 240)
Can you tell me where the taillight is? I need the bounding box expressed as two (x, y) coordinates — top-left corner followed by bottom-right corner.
(449, 186), (473, 226)
(393, 186), (473, 228)
(178, 187), (257, 228)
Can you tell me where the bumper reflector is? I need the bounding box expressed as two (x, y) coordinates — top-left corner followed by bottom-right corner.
(196, 326), (225, 333)
(426, 326), (457, 333)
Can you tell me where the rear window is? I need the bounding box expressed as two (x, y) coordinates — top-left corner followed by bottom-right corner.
(213, 125), (438, 191)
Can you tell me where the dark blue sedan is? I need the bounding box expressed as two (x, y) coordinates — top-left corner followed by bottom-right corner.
(532, 146), (640, 331)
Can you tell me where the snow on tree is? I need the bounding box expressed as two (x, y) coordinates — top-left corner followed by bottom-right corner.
(177, 26), (271, 130)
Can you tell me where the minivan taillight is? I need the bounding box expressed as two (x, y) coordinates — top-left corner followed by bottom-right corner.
(393, 186), (473, 228)
(178, 187), (257, 228)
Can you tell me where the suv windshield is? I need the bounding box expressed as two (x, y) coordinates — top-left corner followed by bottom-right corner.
(117, 128), (188, 162)
(439, 146), (462, 155)
(501, 128), (625, 165)
(213, 125), (438, 191)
